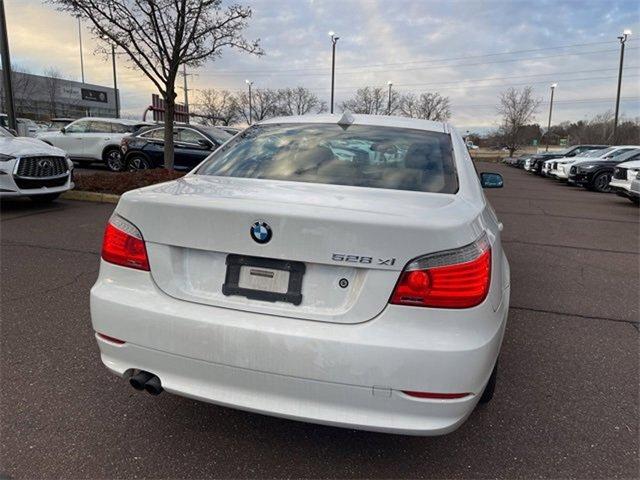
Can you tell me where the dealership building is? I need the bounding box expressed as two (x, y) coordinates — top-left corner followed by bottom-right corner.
(0, 70), (119, 121)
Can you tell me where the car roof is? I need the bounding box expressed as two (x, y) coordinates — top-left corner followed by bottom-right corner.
(259, 113), (449, 134)
(612, 148), (640, 161)
(74, 117), (149, 125)
(618, 159), (640, 168)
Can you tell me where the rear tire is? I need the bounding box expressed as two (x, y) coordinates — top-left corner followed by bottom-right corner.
(127, 155), (152, 171)
(104, 147), (125, 172)
(591, 172), (612, 193)
(479, 362), (498, 404)
(29, 193), (60, 204)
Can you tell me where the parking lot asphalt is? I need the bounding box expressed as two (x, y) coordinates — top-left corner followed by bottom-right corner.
(1, 162), (638, 479)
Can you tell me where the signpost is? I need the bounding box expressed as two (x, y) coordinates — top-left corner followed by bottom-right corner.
(148, 94), (189, 123)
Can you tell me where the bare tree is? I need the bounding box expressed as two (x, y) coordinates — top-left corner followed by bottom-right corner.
(0, 65), (39, 117)
(195, 88), (239, 125)
(236, 88), (281, 123)
(278, 87), (326, 116)
(43, 67), (64, 119)
(339, 87), (388, 115)
(50, 0), (261, 169)
(497, 86), (540, 156)
(399, 92), (451, 121)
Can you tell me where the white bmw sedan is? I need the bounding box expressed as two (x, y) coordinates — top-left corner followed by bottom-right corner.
(91, 114), (510, 435)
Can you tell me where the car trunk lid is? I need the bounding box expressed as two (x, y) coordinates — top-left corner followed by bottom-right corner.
(115, 175), (483, 324)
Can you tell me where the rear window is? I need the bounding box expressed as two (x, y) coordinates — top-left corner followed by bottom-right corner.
(196, 123), (457, 193)
(200, 126), (233, 145)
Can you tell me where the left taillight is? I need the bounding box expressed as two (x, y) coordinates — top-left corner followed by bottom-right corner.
(101, 214), (150, 271)
(390, 233), (491, 309)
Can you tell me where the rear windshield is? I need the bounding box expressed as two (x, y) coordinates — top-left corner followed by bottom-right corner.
(196, 123), (457, 193)
(200, 126), (233, 145)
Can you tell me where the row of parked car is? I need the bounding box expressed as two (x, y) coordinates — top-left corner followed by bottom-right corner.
(504, 144), (640, 204)
(0, 115), (240, 203)
(34, 116), (238, 172)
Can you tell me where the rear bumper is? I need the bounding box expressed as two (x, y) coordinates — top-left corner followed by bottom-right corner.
(91, 261), (509, 435)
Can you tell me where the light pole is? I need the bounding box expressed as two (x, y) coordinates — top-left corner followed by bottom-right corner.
(77, 16), (85, 83)
(182, 64), (189, 123)
(245, 79), (253, 125)
(111, 44), (119, 118)
(328, 31), (339, 114)
(545, 83), (557, 152)
(387, 81), (393, 115)
(0, 0), (17, 131)
(613, 29), (632, 141)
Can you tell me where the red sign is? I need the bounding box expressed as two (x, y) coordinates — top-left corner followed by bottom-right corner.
(150, 94), (189, 123)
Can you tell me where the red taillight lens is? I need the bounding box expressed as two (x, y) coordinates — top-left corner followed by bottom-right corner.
(390, 234), (491, 309)
(101, 215), (150, 271)
(402, 391), (472, 400)
(96, 332), (126, 345)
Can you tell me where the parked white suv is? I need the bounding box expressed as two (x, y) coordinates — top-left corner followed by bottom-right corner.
(610, 159), (640, 204)
(37, 117), (150, 171)
(90, 113), (510, 435)
(0, 126), (73, 202)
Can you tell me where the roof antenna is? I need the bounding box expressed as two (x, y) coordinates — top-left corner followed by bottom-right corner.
(337, 111), (354, 129)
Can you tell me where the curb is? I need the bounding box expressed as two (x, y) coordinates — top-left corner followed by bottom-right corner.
(61, 190), (121, 204)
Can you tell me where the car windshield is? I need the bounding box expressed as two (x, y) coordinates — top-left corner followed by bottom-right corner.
(200, 126), (233, 145)
(196, 123), (458, 193)
(582, 148), (613, 158)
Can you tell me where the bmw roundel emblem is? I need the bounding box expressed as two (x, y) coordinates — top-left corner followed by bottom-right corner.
(250, 221), (272, 244)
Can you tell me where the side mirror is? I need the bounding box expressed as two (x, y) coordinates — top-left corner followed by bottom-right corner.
(567, 152), (576, 157)
(8, 128), (17, 136)
(60, 127), (66, 134)
(198, 138), (213, 149)
(480, 172), (504, 188)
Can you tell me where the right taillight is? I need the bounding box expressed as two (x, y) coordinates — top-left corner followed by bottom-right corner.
(101, 214), (150, 271)
(390, 234), (491, 309)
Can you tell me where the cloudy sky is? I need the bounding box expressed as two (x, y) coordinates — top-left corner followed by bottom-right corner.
(4, 0), (639, 131)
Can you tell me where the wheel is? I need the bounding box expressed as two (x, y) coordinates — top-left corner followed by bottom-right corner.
(104, 148), (125, 172)
(479, 361), (498, 404)
(591, 172), (612, 193)
(29, 193), (60, 204)
(127, 155), (152, 171)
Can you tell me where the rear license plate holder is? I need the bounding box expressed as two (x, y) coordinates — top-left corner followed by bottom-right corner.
(222, 254), (305, 305)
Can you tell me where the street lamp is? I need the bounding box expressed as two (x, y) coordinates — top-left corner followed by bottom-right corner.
(613, 29), (632, 140)
(245, 79), (253, 125)
(111, 45), (120, 118)
(329, 31), (339, 114)
(77, 16), (85, 83)
(545, 83), (557, 152)
(387, 81), (393, 115)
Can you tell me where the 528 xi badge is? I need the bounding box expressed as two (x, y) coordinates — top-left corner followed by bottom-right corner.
(331, 253), (396, 266)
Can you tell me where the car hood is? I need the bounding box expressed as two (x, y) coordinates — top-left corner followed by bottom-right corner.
(573, 159), (616, 168)
(0, 136), (66, 157)
(557, 155), (593, 164)
(617, 160), (640, 169)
